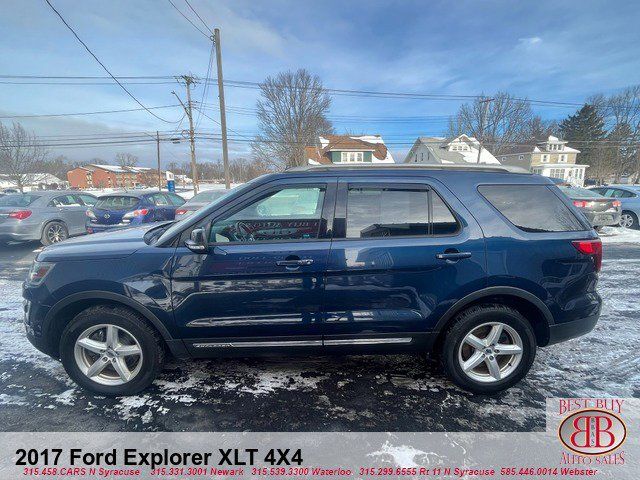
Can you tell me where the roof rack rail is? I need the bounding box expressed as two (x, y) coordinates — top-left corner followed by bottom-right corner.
(285, 164), (530, 174)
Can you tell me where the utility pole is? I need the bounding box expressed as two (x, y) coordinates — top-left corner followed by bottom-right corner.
(172, 75), (199, 194)
(476, 97), (494, 164)
(156, 131), (162, 191)
(214, 28), (231, 189)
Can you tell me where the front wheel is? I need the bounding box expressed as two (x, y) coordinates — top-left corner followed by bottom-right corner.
(60, 305), (165, 396)
(441, 304), (536, 394)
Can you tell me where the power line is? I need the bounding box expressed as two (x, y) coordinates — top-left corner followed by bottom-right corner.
(0, 104), (181, 119)
(184, 0), (214, 35)
(167, 0), (212, 39)
(43, 0), (178, 124)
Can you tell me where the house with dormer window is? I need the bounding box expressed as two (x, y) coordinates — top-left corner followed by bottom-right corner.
(305, 134), (395, 165)
(499, 135), (588, 186)
(403, 134), (500, 165)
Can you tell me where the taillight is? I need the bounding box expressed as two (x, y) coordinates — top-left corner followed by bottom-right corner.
(8, 210), (32, 220)
(612, 200), (621, 208)
(86, 209), (96, 219)
(573, 200), (587, 208)
(123, 209), (149, 220)
(176, 209), (188, 215)
(572, 239), (602, 272)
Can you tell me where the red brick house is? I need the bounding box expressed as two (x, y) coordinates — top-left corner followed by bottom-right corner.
(67, 164), (160, 189)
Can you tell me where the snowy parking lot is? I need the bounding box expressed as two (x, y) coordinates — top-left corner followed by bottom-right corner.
(1, 232), (639, 432)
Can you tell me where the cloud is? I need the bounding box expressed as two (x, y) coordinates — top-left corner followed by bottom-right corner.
(518, 36), (543, 46)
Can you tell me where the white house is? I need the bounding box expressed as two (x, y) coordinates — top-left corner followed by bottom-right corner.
(403, 134), (501, 165)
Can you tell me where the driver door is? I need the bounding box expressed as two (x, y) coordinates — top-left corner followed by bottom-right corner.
(170, 178), (336, 354)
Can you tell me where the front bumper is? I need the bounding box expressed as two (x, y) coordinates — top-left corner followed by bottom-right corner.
(22, 284), (57, 358)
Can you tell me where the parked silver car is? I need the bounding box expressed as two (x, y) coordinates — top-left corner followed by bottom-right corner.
(0, 191), (97, 245)
(174, 189), (233, 220)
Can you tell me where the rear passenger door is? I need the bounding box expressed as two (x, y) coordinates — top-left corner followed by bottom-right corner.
(323, 177), (487, 349)
(49, 194), (87, 235)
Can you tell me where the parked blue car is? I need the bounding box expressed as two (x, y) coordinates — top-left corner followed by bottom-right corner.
(23, 166), (602, 396)
(588, 184), (640, 229)
(86, 191), (185, 233)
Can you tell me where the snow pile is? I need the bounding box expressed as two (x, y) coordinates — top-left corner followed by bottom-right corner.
(599, 226), (640, 244)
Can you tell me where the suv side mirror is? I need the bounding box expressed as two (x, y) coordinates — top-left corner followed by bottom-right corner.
(185, 227), (207, 253)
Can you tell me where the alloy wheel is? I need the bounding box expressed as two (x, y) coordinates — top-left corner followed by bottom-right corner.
(47, 224), (66, 243)
(620, 213), (634, 228)
(457, 322), (523, 383)
(73, 324), (143, 386)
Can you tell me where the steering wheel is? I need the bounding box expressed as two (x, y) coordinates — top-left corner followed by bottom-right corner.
(234, 221), (255, 242)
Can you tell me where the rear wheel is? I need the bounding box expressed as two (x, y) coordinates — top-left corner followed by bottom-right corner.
(620, 211), (639, 230)
(60, 305), (165, 396)
(441, 304), (536, 394)
(41, 221), (68, 245)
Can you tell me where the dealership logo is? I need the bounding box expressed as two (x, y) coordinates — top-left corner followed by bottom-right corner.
(558, 408), (627, 456)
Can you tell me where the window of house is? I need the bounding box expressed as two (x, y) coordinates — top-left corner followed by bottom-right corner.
(341, 152), (364, 163)
(209, 186), (326, 243)
(518, 155), (524, 160)
(541, 155), (548, 163)
(559, 154), (566, 162)
(479, 185), (584, 232)
(345, 186), (458, 238)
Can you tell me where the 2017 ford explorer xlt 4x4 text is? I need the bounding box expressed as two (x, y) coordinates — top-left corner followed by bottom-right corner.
(22, 166), (602, 396)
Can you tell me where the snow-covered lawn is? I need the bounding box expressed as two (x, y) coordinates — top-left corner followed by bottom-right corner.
(599, 226), (640, 244)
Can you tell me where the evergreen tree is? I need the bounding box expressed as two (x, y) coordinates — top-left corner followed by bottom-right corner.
(559, 104), (607, 181)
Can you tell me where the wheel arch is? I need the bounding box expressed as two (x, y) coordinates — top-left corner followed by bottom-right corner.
(430, 287), (554, 351)
(40, 218), (68, 236)
(44, 291), (186, 359)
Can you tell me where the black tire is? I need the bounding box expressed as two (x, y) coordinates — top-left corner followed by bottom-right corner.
(620, 211), (639, 230)
(60, 305), (165, 396)
(41, 221), (69, 246)
(441, 304), (536, 394)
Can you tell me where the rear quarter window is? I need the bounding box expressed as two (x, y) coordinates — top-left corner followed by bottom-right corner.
(479, 185), (585, 232)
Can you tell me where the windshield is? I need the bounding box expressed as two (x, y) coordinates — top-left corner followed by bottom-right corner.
(95, 195), (140, 210)
(0, 194), (40, 207)
(558, 185), (604, 199)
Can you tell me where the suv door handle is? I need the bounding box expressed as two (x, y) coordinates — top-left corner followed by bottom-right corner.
(276, 259), (314, 267)
(435, 251), (472, 260)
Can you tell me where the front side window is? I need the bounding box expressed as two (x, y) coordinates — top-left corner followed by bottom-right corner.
(150, 194), (170, 206)
(49, 195), (82, 207)
(345, 186), (458, 238)
(77, 194), (96, 206)
(479, 185), (584, 233)
(209, 186), (326, 243)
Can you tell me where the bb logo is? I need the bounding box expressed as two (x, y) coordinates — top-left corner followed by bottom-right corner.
(559, 408), (627, 456)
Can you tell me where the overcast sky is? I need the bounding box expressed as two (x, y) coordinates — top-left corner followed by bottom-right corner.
(1, 0), (639, 167)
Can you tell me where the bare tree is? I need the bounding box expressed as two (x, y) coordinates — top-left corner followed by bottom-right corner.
(252, 69), (333, 168)
(115, 152), (139, 168)
(0, 121), (48, 192)
(447, 92), (534, 155)
(604, 86), (640, 182)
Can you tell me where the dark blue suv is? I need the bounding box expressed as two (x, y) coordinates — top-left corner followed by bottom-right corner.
(22, 166), (602, 396)
(85, 191), (186, 234)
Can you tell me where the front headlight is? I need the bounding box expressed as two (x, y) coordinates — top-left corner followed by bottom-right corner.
(27, 261), (55, 285)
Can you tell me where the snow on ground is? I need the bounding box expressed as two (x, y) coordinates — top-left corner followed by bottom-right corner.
(599, 226), (640, 243)
(0, 252), (638, 431)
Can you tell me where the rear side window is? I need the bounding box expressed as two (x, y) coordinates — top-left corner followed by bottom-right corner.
(95, 196), (139, 209)
(345, 186), (459, 238)
(479, 185), (585, 232)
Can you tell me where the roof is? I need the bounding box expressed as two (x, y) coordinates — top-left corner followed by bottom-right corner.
(88, 164), (153, 174)
(307, 134), (394, 164)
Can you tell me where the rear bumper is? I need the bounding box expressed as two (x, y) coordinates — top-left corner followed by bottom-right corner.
(583, 210), (621, 227)
(0, 222), (41, 241)
(86, 222), (131, 233)
(547, 312), (600, 345)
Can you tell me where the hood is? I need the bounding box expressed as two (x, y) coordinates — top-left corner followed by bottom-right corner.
(36, 224), (158, 262)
